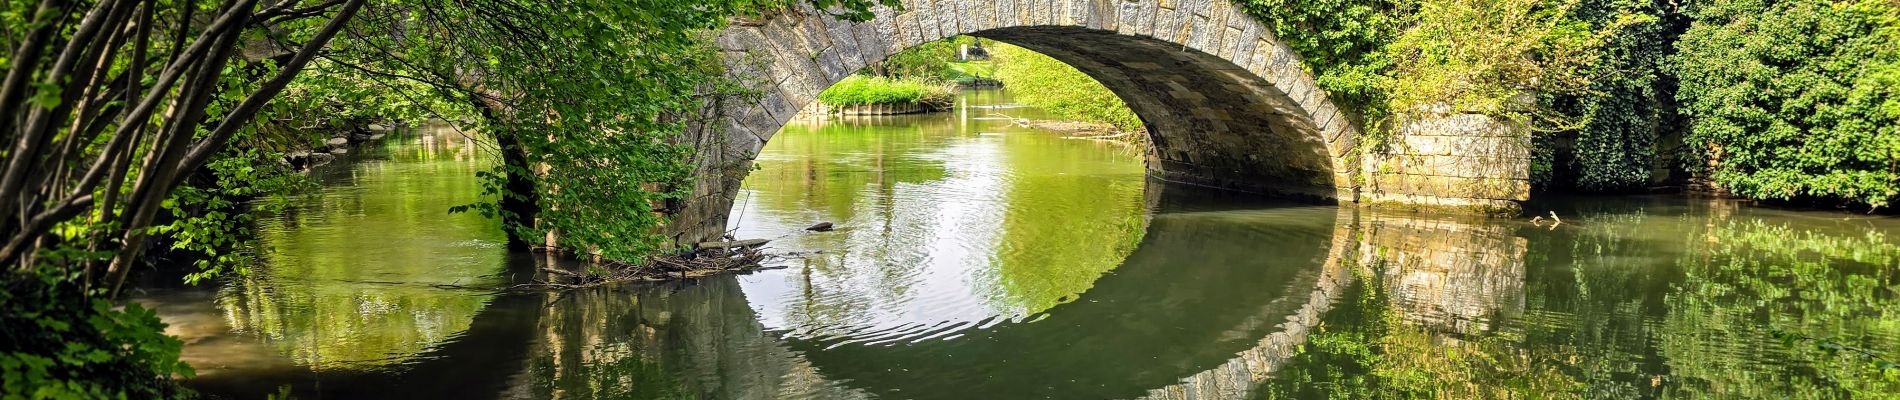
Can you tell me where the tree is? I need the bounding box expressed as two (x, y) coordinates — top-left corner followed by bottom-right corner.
(0, 0), (365, 294)
(1673, 0), (1900, 208)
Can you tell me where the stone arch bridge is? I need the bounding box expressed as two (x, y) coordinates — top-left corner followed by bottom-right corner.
(668, 0), (1532, 243)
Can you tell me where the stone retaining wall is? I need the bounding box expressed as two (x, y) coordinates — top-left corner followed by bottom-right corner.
(1363, 113), (1532, 215)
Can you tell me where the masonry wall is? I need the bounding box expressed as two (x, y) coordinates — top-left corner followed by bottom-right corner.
(1363, 113), (1533, 216)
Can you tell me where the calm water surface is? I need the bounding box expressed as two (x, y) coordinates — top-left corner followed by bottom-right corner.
(137, 90), (1900, 399)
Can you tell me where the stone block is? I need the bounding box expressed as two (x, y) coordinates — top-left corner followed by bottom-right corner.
(1137, 0), (1160, 37)
(1154, 4), (1183, 42)
(1186, 14), (1211, 51)
(1232, 23), (1259, 64)
(931, 3), (953, 38)
(828, 22), (865, 69)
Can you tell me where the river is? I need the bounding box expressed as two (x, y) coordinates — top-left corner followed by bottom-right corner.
(134, 90), (1900, 399)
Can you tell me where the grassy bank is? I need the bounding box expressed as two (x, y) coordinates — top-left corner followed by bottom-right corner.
(989, 43), (1145, 141)
(817, 75), (955, 108)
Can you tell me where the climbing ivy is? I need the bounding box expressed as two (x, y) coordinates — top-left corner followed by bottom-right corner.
(1539, 0), (1685, 191)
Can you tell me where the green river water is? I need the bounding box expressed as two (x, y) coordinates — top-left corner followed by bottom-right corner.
(135, 90), (1900, 399)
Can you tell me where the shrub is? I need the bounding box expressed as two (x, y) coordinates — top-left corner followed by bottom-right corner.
(1381, 0), (1602, 126)
(3, 267), (193, 399)
(874, 36), (975, 79)
(816, 75), (955, 107)
(1240, 0), (1404, 123)
(1674, 0), (1900, 207)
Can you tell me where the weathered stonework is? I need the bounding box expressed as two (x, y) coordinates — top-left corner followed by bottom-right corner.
(1136, 206), (1529, 399)
(666, 0), (1532, 243)
(1362, 113), (1533, 216)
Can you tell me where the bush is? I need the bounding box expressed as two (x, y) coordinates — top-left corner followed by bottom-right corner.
(3, 267), (193, 399)
(874, 36), (972, 79)
(1381, 0), (1602, 125)
(816, 75), (955, 107)
(988, 43), (1145, 134)
(1240, 0), (1404, 123)
(1674, 0), (1900, 207)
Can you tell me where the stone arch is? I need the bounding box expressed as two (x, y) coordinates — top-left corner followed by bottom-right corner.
(672, 0), (1362, 242)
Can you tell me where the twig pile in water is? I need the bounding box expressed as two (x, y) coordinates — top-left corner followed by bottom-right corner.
(511, 240), (784, 291)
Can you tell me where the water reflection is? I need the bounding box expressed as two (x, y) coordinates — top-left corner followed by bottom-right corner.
(135, 125), (506, 382)
(731, 89), (1149, 344)
(1252, 197), (1900, 399)
(138, 92), (1900, 400)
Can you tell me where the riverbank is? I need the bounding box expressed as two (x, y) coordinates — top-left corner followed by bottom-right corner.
(815, 75), (954, 115)
(281, 122), (400, 170)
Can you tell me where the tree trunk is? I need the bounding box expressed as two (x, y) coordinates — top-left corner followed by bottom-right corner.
(495, 132), (540, 251)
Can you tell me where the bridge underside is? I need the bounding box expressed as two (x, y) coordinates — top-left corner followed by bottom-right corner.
(976, 27), (1344, 200)
(664, 0), (1530, 244)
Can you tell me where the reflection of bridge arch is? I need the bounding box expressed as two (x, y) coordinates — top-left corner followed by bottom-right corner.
(774, 185), (1352, 399)
(184, 287), (548, 398)
(1138, 207), (1356, 399)
(190, 189), (1529, 399)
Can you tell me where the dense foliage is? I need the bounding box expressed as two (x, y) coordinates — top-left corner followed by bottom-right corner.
(1673, 0), (1900, 208)
(1380, 0), (1602, 126)
(1241, 0), (1601, 135)
(1246, 0), (1897, 207)
(817, 75), (955, 107)
(1240, 0), (1403, 124)
(1537, 0), (1683, 191)
(3, 267), (192, 399)
(0, 0), (363, 394)
(989, 43), (1146, 135)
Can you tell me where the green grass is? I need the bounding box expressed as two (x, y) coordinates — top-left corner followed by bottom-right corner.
(816, 75), (955, 107)
(946, 61), (996, 78)
(989, 43), (1144, 135)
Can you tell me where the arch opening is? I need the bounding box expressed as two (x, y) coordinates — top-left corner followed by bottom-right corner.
(673, 4), (1365, 243)
(971, 26), (1341, 198)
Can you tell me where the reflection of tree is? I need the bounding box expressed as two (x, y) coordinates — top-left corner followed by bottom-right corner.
(515, 278), (870, 399)
(216, 130), (505, 369)
(984, 129), (1147, 314)
(1660, 218), (1900, 398)
(1258, 200), (1900, 399)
